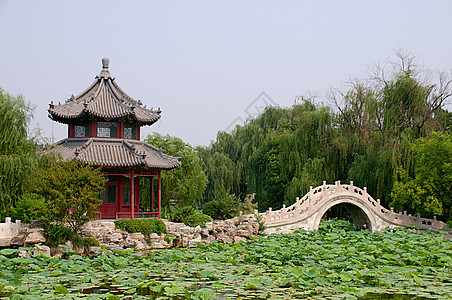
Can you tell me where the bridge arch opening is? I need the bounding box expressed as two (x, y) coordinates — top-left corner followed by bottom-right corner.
(318, 202), (373, 231)
(323, 203), (371, 230)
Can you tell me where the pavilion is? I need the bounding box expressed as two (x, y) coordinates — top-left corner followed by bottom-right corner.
(44, 58), (181, 219)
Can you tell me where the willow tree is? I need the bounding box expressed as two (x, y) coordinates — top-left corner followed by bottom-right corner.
(0, 89), (38, 219)
(331, 54), (452, 206)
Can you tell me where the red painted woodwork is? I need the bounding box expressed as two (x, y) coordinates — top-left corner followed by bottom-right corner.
(99, 175), (119, 219)
(131, 169), (135, 219)
(98, 169), (160, 219)
(89, 120), (97, 137)
(68, 122), (74, 138)
(158, 170), (161, 219)
(117, 122), (124, 138)
(136, 125), (140, 140)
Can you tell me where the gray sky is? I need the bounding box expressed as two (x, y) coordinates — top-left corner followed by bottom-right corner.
(1, 1), (451, 146)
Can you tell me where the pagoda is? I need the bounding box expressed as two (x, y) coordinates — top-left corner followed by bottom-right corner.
(44, 58), (181, 219)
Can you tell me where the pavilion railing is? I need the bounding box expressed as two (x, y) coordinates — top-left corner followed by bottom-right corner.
(115, 211), (159, 219)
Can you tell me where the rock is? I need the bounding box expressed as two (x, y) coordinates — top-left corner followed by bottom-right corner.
(0, 238), (11, 247)
(74, 247), (84, 255)
(33, 245), (51, 256)
(236, 230), (252, 238)
(30, 219), (48, 228)
(134, 241), (148, 250)
(19, 249), (30, 258)
(51, 247), (64, 258)
(217, 234), (233, 243)
(129, 232), (145, 240)
(107, 232), (123, 243)
(88, 246), (102, 256)
(200, 228), (209, 239)
(24, 229), (46, 246)
(149, 233), (160, 243)
(234, 236), (247, 243)
(182, 236), (190, 246)
(65, 240), (73, 249)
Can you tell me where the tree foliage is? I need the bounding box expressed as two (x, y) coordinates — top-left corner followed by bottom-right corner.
(391, 132), (452, 223)
(145, 133), (208, 209)
(0, 88), (39, 219)
(23, 159), (106, 231)
(200, 53), (452, 223)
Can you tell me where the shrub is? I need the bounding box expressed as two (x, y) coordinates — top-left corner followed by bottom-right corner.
(11, 193), (49, 223)
(115, 219), (167, 236)
(237, 193), (258, 215)
(71, 235), (100, 250)
(203, 194), (238, 220)
(23, 160), (106, 232)
(184, 212), (212, 228)
(171, 206), (195, 223)
(43, 222), (74, 247)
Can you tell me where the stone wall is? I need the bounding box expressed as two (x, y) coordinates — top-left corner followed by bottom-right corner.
(79, 215), (259, 251)
(6, 215), (259, 254)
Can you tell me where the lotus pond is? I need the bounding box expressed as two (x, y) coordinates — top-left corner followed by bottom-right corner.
(1, 220), (452, 299)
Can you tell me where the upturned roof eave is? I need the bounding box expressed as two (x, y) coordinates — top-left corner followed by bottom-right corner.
(47, 58), (162, 124)
(47, 109), (161, 125)
(42, 137), (181, 170)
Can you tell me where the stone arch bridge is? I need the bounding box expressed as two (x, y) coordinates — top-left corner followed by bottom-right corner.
(263, 181), (452, 234)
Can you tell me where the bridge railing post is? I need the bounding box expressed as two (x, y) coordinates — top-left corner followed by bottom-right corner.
(309, 186), (313, 209)
(281, 205), (286, 220)
(322, 181), (327, 200)
(363, 187), (367, 200)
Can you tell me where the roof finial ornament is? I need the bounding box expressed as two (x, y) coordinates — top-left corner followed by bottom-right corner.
(102, 57), (110, 69)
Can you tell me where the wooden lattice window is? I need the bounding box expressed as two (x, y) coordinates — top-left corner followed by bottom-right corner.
(97, 122), (118, 138)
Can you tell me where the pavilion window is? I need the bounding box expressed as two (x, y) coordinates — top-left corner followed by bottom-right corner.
(122, 176), (131, 205)
(97, 122), (118, 138)
(74, 122), (89, 137)
(107, 185), (117, 204)
(98, 187), (106, 204)
(124, 123), (136, 139)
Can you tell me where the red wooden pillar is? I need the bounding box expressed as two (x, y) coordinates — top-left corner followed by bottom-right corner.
(158, 170), (161, 219)
(130, 169), (135, 219)
(150, 177), (154, 212)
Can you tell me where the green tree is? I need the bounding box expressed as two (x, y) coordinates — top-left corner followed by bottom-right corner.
(200, 53), (452, 213)
(391, 132), (452, 223)
(23, 159), (106, 232)
(145, 133), (207, 210)
(0, 88), (38, 219)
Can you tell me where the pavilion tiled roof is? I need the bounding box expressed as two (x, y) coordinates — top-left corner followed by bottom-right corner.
(48, 58), (161, 125)
(43, 138), (181, 170)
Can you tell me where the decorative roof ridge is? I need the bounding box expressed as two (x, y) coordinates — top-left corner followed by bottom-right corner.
(99, 57), (113, 79)
(139, 141), (182, 162)
(123, 140), (147, 160)
(74, 138), (93, 157)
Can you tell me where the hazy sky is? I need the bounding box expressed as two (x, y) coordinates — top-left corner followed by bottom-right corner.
(1, 1), (451, 146)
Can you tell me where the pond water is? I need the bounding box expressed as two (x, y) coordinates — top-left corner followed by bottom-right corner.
(360, 293), (430, 300)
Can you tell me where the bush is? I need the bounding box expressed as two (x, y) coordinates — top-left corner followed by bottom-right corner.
(115, 219), (167, 236)
(23, 160), (106, 232)
(184, 212), (212, 228)
(171, 206), (195, 223)
(11, 193), (49, 223)
(43, 222), (74, 247)
(203, 194), (238, 220)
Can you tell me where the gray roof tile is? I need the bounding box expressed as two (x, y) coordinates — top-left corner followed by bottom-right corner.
(43, 138), (181, 170)
(48, 58), (161, 125)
